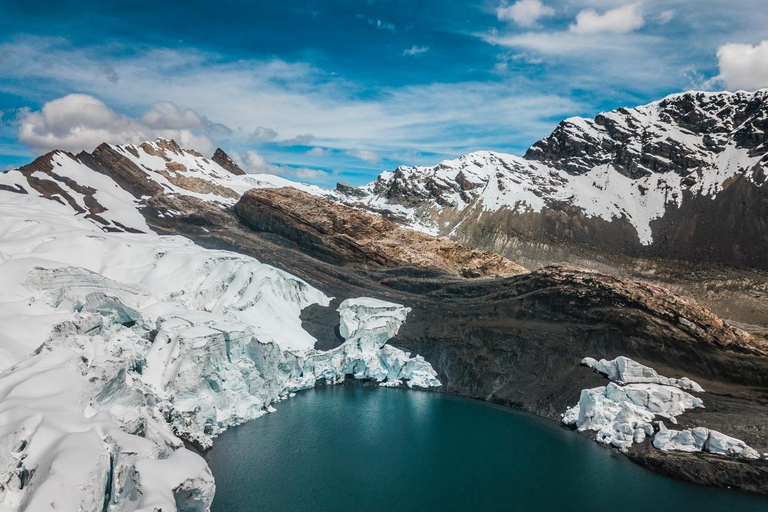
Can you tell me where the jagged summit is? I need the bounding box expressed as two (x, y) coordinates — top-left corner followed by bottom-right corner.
(1, 138), (332, 234)
(526, 89), (768, 177)
(336, 89), (768, 269)
(212, 147), (246, 175)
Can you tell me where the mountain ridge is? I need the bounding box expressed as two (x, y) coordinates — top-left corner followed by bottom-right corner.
(335, 89), (768, 271)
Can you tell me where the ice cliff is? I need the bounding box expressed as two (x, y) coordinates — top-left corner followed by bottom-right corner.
(563, 356), (759, 459)
(0, 174), (439, 511)
(654, 425), (760, 460)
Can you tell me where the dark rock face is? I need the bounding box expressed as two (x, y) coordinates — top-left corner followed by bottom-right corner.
(526, 91), (768, 177)
(211, 148), (245, 175)
(78, 143), (164, 198)
(335, 182), (367, 198)
(646, 176), (768, 268)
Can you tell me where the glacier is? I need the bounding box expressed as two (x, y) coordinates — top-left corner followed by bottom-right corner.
(563, 356), (760, 459)
(0, 172), (440, 511)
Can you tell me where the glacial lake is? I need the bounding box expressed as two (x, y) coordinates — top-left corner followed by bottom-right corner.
(206, 386), (768, 512)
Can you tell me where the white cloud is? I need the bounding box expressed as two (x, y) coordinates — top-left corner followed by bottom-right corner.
(346, 149), (380, 163)
(0, 38), (582, 157)
(497, 0), (555, 28)
(237, 150), (271, 172)
(278, 133), (315, 146)
(715, 41), (768, 91)
(658, 10), (675, 24)
(234, 149), (328, 181)
(307, 146), (329, 156)
(250, 126), (278, 142)
(570, 3), (644, 35)
(290, 168), (329, 180)
(404, 46), (430, 56)
(17, 93), (215, 155)
(356, 15), (396, 32)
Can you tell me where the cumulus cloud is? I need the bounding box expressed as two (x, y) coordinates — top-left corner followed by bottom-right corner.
(497, 0), (555, 28)
(237, 150), (271, 172)
(346, 149), (380, 163)
(570, 3), (644, 35)
(715, 41), (768, 91)
(250, 126), (278, 142)
(404, 46), (430, 56)
(17, 94), (218, 155)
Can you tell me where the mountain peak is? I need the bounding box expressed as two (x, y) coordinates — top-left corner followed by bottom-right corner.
(212, 148), (246, 176)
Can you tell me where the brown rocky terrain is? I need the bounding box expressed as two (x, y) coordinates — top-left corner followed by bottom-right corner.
(235, 187), (527, 278)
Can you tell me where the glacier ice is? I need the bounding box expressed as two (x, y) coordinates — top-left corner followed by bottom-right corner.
(563, 356), (704, 452)
(581, 356), (704, 392)
(0, 181), (440, 511)
(565, 356), (759, 459)
(654, 426), (760, 460)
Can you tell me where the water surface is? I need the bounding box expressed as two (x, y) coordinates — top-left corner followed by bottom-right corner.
(206, 386), (768, 512)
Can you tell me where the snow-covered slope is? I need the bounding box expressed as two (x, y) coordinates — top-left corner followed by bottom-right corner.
(0, 147), (439, 511)
(337, 90), (768, 268)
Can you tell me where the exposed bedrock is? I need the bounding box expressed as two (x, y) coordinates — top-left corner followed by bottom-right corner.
(234, 187), (526, 278)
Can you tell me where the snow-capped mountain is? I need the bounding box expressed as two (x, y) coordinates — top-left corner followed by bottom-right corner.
(1, 90), (768, 509)
(338, 90), (768, 269)
(0, 140), (439, 511)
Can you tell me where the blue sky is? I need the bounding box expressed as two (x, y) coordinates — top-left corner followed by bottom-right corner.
(1, 0), (767, 186)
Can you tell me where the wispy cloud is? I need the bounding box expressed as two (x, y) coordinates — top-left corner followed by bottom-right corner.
(278, 133), (315, 146)
(346, 149), (380, 163)
(403, 45), (430, 56)
(0, 37), (581, 158)
(233, 149), (330, 181)
(356, 14), (396, 32)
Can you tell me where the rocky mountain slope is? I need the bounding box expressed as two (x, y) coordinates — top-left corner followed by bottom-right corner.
(336, 90), (768, 271)
(235, 188), (526, 278)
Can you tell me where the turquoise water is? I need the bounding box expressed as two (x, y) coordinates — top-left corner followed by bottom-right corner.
(205, 386), (768, 512)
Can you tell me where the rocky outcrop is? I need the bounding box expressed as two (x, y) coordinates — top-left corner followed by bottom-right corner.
(211, 148), (245, 175)
(234, 187), (527, 278)
(526, 91), (768, 177)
